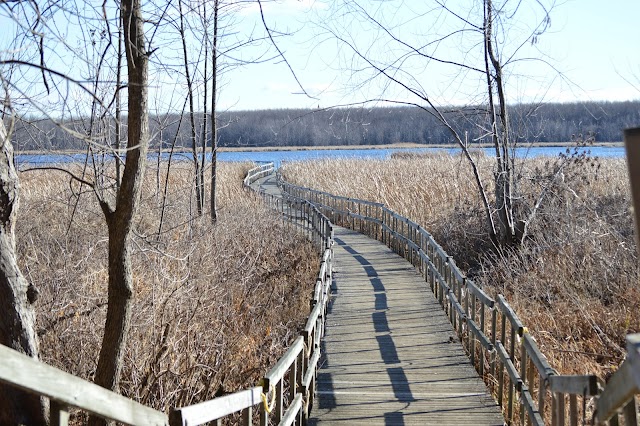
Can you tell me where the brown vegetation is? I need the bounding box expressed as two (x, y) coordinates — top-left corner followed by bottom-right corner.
(282, 153), (639, 379)
(16, 162), (318, 415)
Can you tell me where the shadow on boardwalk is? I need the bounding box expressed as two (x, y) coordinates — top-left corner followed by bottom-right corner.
(309, 228), (503, 426)
(252, 175), (503, 425)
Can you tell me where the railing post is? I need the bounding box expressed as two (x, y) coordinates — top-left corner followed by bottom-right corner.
(290, 356), (298, 402)
(556, 392), (565, 426)
(50, 401), (70, 426)
(480, 302), (486, 378)
(470, 289), (476, 369)
(508, 324), (516, 423)
(520, 343), (528, 425)
(623, 398), (638, 426)
(242, 406), (253, 426)
(538, 372), (547, 420)
(275, 380), (283, 422)
(491, 308), (497, 377)
(568, 394), (578, 426)
(260, 378), (269, 426)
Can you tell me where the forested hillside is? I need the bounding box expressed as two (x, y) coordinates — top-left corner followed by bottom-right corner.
(13, 100), (640, 151)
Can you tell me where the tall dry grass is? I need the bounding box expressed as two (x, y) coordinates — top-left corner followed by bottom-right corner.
(16, 161), (318, 415)
(282, 153), (639, 378)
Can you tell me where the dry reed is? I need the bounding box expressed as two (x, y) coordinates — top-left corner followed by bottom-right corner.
(16, 161), (318, 416)
(282, 154), (640, 380)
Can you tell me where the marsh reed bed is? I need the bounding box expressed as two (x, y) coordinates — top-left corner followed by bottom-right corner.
(16, 161), (318, 416)
(282, 153), (639, 380)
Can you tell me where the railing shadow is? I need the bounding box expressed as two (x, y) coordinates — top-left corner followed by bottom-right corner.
(277, 170), (640, 426)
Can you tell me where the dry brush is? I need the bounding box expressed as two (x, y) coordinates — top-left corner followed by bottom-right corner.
(16, 161), (318, 417)
(282, 153), (639, 379)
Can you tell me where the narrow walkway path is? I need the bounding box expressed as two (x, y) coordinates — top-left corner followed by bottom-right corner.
(252, 175), (504, 425)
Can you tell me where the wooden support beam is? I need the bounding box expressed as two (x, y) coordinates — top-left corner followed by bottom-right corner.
(625, 127), (640, 254)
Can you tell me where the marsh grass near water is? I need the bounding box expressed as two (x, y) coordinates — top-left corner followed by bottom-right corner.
(17, 162), (318, 417)
(282, 153), (640, 379)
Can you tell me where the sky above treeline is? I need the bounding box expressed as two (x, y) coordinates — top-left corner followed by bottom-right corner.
(222, 0), (640, 111)
(1, 0), (639, 114)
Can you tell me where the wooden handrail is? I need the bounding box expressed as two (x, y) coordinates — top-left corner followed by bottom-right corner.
(169, 387), (261, 426)
(265, 337), (304, 385)
(243, 162), (275, 187)
(0, 345), (168, 425)
(277, 170), (640, 426)
(169, 164), (334, 426)
(595, 334), (640, 424)
(0, 163), (333, 426)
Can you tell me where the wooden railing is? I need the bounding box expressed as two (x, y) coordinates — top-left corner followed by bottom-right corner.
(0, 344), (169, 425)
(2, 163), (635, 425)
(277, 172), (640, 426)
(244, 162), (275, 187)
(595, 334), (640, 425)
(168, 164), (334, 425)
(171, 165), (333, 425)
(0, 163), (333, 426)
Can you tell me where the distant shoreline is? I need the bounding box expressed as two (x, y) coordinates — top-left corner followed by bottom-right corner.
(16, 141), (624, 156)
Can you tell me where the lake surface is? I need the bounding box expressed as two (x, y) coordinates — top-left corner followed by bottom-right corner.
(16, 145), (625, 167)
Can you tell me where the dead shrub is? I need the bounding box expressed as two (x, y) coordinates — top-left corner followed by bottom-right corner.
(282, 153), (639, 379)
(17, 161), (319, 415)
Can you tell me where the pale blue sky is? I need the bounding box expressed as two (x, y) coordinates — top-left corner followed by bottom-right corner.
(218, 0), (640, 110)
(1, 0), (639, 114)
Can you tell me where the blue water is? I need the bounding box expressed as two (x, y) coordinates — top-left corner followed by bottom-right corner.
(16, 145), (625, 167)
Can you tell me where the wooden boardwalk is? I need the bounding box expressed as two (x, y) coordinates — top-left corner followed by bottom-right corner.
(253, 175), (504, 425)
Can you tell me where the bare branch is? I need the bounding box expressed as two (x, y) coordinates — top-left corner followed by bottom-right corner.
(256, 0), (317, 99)
(0, 60), (110, 111)
(20, 165), (96, 188)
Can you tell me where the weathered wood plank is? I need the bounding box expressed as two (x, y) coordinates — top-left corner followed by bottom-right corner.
(310, 227), (504, 425)
(302, 351), (321, 389)
(596, 359), (639, 422)
(520, 386), (545, 426)
(0, 344), (168, 425)
(169, 387), (261, 426)
(265, 336), (304, 384)
(468, 319), (493, 352)
(522, 333), (556, 380)
(280, 393), (303, 426)
(497, 295), (524, 336)
(496, 341), (523, 392)
(549, 375), (599, 396)
(466, 280), (495, 308)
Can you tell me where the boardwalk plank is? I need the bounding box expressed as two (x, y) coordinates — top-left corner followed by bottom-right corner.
(252, 175), (504, 426)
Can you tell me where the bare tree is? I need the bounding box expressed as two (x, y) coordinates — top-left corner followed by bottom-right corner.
(210, 0), (220, 222)
(316, 0), (559, 247)
(172, 0), (312, 222)
(1, 3), (311, 421)
(91, 0), (149, 409)
(178, 0), (206, 216)
(0, 118), (48, 425)
(2, 0), (149, 415)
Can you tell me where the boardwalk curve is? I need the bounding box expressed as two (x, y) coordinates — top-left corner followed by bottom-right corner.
(310, 227), (503, 425)
(253, 174), (503, 425)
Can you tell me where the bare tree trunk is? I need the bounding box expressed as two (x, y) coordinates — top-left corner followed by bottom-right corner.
(93, 221), (133, 392)
(158, 98), (189, 237)
(114, 15), (123, 191)
(179, 0), (204, 216)
(90, 0), (148, 420)
(485, 0), (515, 246)
(0, 121), (48, 425)
(200, 0), (208, 214)
(210, 0), (219, 223)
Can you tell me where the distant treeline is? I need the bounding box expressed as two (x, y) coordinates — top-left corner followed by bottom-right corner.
(11, 101), (640, 151)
